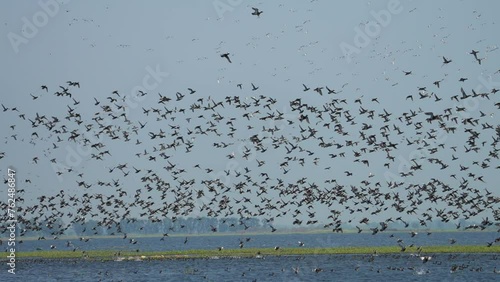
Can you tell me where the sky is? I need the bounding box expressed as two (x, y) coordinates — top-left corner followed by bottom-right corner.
(0, 0), (499, 230)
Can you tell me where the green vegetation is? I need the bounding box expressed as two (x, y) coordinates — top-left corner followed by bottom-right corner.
(10, 245), (500, 261)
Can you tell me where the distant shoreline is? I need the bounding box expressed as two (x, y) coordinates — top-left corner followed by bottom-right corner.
(2, 228), (497, 241)
(4, 245), (499, 261)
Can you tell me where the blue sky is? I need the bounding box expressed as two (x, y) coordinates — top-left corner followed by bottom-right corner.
(1, 0), (499, 229)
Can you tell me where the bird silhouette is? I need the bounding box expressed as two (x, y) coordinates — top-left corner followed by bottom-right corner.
(251, 7), (263, 17)
(220, 53), (231, 63)
(442, 56), (452, 65)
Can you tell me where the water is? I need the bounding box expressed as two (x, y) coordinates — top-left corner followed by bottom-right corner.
(3, 254), (499, 281)
(2, 232), (499, 281)
(12, 231), (499, 252)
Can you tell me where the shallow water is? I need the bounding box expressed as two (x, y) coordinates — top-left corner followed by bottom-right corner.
(2, 253), (499, 281)
(12, 231), (499, 252)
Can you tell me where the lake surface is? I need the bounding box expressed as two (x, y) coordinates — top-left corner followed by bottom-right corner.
(3, 253), (499, 281)
(11, 231), (499, 252)
(2, 232), (499, 281)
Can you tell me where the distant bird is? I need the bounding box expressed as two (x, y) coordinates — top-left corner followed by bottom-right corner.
(469, 50), (479, 60)
(420, 256), (432, 263)
(251, 7), (263, 17)
(314, 87), (323, 95)
(220, 53), (231, 63)
(302, 84), (310, 91)
(326, 86), (337, 94)
(442, 56), (452, 65)
(176, 92), (185, 101)
(312, 268), (322, 273)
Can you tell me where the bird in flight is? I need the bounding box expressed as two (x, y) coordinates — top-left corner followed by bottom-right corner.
(469, 50), (479, 60)
(433, 79), (443, 88)
(314, 87), (323, 95)
(251, 7), (263, 17)
(442, 56), (452, 65)
(220, 53), (231, 63)
(326, 86), (337, 94)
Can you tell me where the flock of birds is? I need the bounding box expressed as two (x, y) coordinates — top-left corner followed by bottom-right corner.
(0, 4), (499, 277)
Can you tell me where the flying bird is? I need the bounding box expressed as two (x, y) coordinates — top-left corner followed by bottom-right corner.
(442, 56), (452, 65)
(220, 53), (231, 63)
(251, 7), (263, 17)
